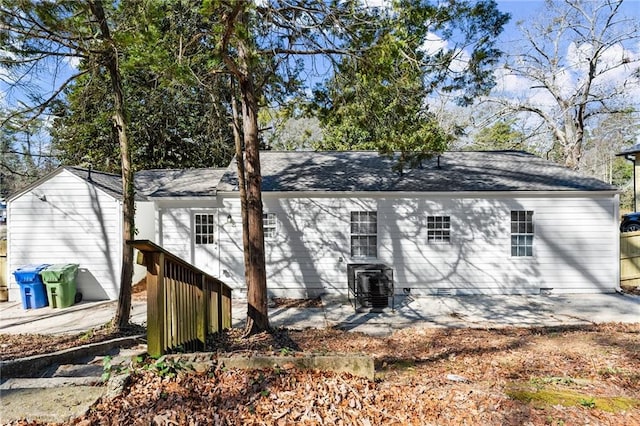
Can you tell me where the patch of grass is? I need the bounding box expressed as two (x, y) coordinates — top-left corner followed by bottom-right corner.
(145, 355), (194, 378)
(544, 416), (566, 426)
(579, 397), (596, 408)
(79, 329), (94, 341)
(529, 376), (576, 387)
(506, 383), (640, 413)
(279, 347), (294, 356)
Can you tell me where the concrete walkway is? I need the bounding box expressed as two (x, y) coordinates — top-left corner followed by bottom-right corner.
(253, 293), (639, 336)
(323, 292), (640, 335)
(0, 292), (638, 336)
(0, 299), (147, 335)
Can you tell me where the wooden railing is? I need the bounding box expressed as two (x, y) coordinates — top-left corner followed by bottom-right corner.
(129, 240), (232, 357)
(621, 231), (640, 289)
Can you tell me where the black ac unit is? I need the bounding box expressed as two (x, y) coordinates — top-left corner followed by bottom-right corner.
(347, 263), (394, 310)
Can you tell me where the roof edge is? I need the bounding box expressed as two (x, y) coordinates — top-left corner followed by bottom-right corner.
(7, 167), (67, 202)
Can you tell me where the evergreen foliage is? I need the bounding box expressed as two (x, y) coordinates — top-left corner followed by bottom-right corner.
(49, 0), (235, 172)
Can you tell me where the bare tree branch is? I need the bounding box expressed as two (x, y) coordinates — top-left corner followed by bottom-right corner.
(1, 70), (89, 127)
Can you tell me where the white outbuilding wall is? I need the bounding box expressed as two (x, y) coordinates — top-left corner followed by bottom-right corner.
(8, 169), (122, 301)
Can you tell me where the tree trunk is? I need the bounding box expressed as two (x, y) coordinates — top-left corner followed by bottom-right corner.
(561, 113), (583, 171)
(236, 26), (269, 335)
(88, 0), (133, 330)
(230, 79), (252, 314)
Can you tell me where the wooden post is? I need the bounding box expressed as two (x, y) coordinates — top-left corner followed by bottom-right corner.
(196, 274), (207, 350)
(146, 252), (165, 358)
(217, 282), (224, 332)
(222, 286), (232, 329)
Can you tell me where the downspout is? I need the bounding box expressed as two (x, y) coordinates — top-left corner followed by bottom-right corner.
(614, 192), (621, 292)
(117, 198), (123, 300)
(625, 154), (638, 212)
(157, 207), (163, 247)
(635, 157), (639, 213)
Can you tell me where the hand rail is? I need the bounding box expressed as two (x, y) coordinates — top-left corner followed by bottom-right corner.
(129, 240), (232, 357)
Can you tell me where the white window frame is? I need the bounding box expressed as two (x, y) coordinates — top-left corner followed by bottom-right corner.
(427, 215), (451, 243)
(350, 211), (377, 259)
(263, 212), (277, 239)
(194, 213), (215, 245)
(511, 210), (534, 257)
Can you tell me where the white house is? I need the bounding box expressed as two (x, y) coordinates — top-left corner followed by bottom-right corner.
(6, 150), (620, 303)
(216, 151), (620, 298)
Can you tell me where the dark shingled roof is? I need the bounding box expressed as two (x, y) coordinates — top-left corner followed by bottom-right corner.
(616, 143), (640, 156)
(65, 167), (225, 199)
(64, 167), (136, 200)
(135, 168), (226, 198)
(217, 150), (618, 193)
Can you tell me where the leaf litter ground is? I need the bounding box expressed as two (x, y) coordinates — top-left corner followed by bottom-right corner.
(4, 322), (639, 425)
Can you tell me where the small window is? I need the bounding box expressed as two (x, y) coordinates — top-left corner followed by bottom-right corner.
(351, 211), (377, 258)
(263, 212), (277, 239)
(511, 210), (533, 256)
(194, 213), (215, 245)
(427, 216), (450, 243)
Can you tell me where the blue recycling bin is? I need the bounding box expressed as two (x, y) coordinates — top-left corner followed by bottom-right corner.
(13, 264), (50, 309)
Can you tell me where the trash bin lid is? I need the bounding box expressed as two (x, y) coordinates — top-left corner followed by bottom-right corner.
(40, 263), (79, 282)
(13, 264), (51, 283)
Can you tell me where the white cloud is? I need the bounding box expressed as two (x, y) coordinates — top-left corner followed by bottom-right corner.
(0, 49), (16, 83)
(360, 0), (388, 7)
(493, 66), (562, 108)
(449, 48), (471, 73)
(421, 32), (448, 56)
(65, 55), (80, 70)
(493, 38), (640, 111)
(566, 41), (592, 71)
(420, 32), (471, 73)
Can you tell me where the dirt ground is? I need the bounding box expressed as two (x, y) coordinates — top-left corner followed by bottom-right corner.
(3, 322), (639, 425)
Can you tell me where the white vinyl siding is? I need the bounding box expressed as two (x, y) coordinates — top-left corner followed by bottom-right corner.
(7, 170), (121, 301)
(217, 194), (618, 298)
(158, 208), (194, 263)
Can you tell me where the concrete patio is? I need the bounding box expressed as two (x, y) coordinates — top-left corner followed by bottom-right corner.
(1, 292), (638, 337)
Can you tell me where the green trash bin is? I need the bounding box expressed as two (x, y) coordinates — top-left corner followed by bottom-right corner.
(40, 264), (80, 308)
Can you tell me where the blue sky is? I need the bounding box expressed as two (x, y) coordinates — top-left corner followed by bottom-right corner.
(489, 0), (640, 114)
(496, 0), (640, 39)
(2, 1), (639, 113)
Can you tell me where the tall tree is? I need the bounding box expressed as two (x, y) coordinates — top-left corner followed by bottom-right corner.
(489, 0), (640, 170)
(312, 0), (509, 169)
(581, 111), (636, 208)
(200, 0), (508, 334)
(1, 0), (136, 329)
(259, 109), (323, 151)
(50, 0), (235, 171)
(215, 3), (270, 334)
(466, 119), (526, 151)
(86, 0), (135, 331)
